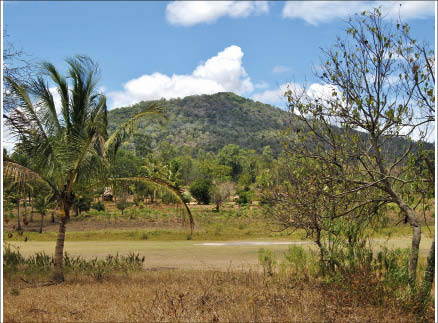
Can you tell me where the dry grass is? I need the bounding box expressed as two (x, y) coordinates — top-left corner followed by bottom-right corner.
(3, 269), (425, 323)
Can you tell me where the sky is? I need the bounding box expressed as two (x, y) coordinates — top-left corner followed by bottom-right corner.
(4, 1), (435, 112)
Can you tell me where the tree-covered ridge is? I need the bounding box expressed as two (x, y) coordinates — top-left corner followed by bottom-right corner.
(108, 92), (292, 156)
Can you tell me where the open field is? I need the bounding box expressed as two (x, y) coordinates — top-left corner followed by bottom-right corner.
(4, 202), (435, 243)
(7, 236), (434, 271)
(3, 269), (426, 323)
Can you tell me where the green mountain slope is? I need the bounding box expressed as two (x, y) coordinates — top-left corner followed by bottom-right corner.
(108, 92), (293, 155)
(107, 92), (433, 159)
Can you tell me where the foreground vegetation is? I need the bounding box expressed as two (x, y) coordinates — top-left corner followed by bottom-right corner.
(3, 245), (433, 322)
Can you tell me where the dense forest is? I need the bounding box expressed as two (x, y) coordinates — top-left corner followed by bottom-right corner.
(108, 92), (294, 156)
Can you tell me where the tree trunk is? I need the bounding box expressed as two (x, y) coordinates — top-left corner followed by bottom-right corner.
(391, 193), (421, 286)
(23, 200), (27, 222)
(51, 211), (55, 223)
(418, 239), (435, 308)
(374, 137), (422, 286)
(52, 207), (68, 283)
(16, 200), (21, 231)
(30, 195), (34, 222)
(39, 213), (44, 234)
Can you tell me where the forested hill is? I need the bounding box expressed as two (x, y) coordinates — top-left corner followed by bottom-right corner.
(107, 92), (433, 159)
(107, 92), (293, 156)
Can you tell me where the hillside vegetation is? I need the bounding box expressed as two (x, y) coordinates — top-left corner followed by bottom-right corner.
(108, 92), (293, 156)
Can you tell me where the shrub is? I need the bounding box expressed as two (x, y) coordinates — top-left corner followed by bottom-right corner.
(189, 179), (212, 204)
(258, 248), (276, 276)
(91, 201), (105, 212)
(282, 246), (318, 279)
(236, 189), (253, 206)
(116, 200), (130, 215)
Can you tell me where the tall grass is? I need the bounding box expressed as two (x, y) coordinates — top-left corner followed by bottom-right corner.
(3, 243), (145, 281)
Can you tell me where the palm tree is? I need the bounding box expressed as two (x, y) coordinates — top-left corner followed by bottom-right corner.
(4, 56), (193, 282)
(33, 193), (54, 234)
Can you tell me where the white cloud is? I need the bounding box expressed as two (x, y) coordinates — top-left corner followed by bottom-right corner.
(306, 83), (340, 101)
(107, 45), (254, 108)
(282, 1), (434, 25)
(272, 65), (292, 74)
(166, 1), (269, 26)
(252, 83), (300, 106)
(252, 82), (343, 108)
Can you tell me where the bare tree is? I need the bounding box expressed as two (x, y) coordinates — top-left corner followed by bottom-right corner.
(285, 8), (434, 285)
(3, 29), (35, 113)
(259, 154), (383, 271)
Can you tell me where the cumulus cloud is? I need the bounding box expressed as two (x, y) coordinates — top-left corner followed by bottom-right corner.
(252, 82), (343, 108)
(272, 65), (292, 74)
(306, 83), (340, 101)
(251, 83), (300, 107)
(282, 1), (434, 25)
(166, 1), (269, 26)
(107, 45), (254, 108)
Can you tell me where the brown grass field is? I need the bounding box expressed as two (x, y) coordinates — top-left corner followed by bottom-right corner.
(3, 270), (425, 323)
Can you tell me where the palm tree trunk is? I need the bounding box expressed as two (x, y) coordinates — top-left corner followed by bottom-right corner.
(53, 206), (69, 282)
(23, 200), (27, 222)
(39, 213), (44, 234)
(16, 200), (21, 231)
(30, 194), (34, 222)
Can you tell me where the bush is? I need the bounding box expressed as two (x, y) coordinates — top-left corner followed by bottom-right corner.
(258, 248), (276, 276)
(189, 179), (212, 204)
(91, 201), (105, 212)
(116, 200), (130, 215)
(282, 246), (318, 279)
(236, 188), (253, 206)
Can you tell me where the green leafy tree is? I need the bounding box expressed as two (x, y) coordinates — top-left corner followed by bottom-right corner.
(211, 181), (235, 212)
(217, 144), (243, 180)
(190, 179), (212, 205)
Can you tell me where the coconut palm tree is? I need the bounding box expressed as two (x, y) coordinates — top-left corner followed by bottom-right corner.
(33, 193), (54, 233)
(4, 56), (193, 282)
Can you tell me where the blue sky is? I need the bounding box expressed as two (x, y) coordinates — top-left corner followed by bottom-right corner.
(3, 1), (435, 110)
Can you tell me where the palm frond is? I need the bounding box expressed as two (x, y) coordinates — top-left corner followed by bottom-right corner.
(3, 156), (56, 192)
(114, 176), (194, 234)
(104, 103), (164, 157)
(41, 62), (71, 129)
(33, 76), (62, 133)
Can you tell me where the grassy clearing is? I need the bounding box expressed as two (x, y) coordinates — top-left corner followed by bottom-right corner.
(4, 202), (434, 242)
(7, 235), (434, 271)
(3, 269), (426, 322)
